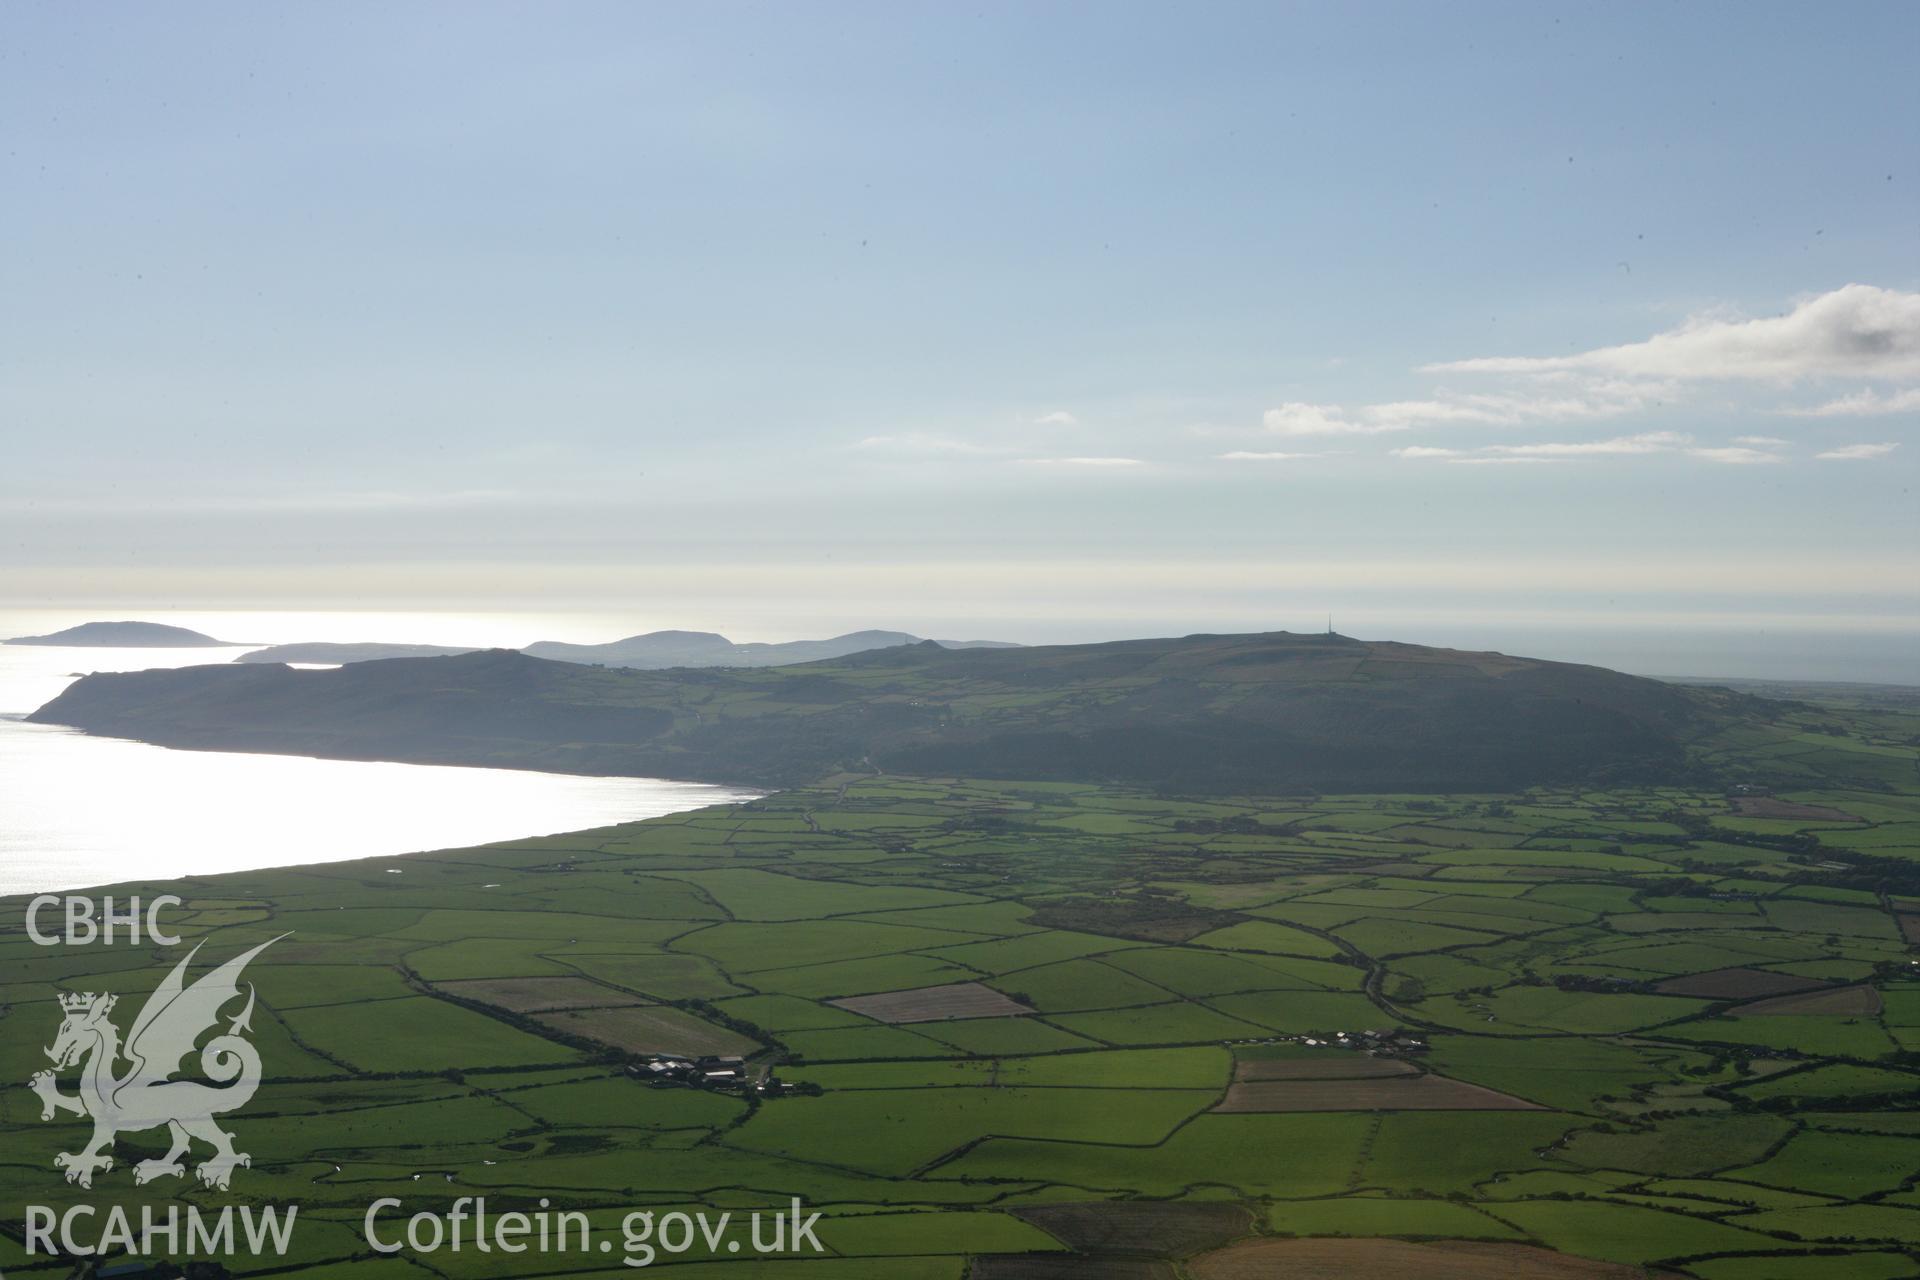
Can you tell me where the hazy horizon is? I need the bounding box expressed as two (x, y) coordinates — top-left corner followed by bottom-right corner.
(4, 608), (1916, 686)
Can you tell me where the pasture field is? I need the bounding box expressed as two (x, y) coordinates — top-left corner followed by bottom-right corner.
(3, 690), (1920, 1276)
(1215, 1073), (1545, 1112)
(531, 1005), (762, 1059)
(1234, 1054), (1418, 1080)
(429, 975), (645, 1011)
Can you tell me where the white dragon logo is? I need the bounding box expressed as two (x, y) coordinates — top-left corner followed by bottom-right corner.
(30, 935), (285, 1191)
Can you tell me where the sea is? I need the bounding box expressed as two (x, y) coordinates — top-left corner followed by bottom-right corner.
(0, 610), (759, 896)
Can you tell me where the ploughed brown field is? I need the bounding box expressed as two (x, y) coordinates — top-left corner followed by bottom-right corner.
(1653, 966), (1831, 999)
(533, 1005), (761, 1057)
(432, 975), (645, 1012)
(1188, 1239), (1686, 1280)
(1732, 984), (1885, 1017)
(1215, 1072), (1543, 1113)
(830, 980), (1032, 1023)
(1900, 914), (1920, 945)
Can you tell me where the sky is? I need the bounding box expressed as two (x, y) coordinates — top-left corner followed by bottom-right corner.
(2, 2), (1916, 676)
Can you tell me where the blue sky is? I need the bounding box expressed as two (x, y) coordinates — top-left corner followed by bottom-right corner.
(1, 2), (1915, 670)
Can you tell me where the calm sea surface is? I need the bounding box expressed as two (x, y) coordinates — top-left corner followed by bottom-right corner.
(0, 623), (757, 896)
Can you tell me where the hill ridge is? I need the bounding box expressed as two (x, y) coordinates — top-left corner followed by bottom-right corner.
(29, 630), (1745, 793)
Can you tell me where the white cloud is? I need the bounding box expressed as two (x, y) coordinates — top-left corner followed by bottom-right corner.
(1786, 386), (1920, 417)
(1445, 457), (1561, 465)
(1016, 456), (1146, 468)
(1387, 446), (1560, 465)
(1393, 432), (1804, 466)
(1229, 285), (1919, 469)
(1687, 446), (1784, 465)
(1390, 431), (1788, 466)
(1033, 411), (1079, 426)
(1261, 402), (1368, 435)
(1426, 284), (1920, 382)
(1261, 386), (1644, 438)
(1483, 431), (1690, 459)
(1816, 441), (1901, 460)
(1217, 450), (1323, 461)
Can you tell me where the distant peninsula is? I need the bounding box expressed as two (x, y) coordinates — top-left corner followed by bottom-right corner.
(4, 620), (241, 647)
(233, 642), (479, 664)
(236, 629), (1020, 669)
(519, 628), (1020, 668)
(35, 631), (1754, 794)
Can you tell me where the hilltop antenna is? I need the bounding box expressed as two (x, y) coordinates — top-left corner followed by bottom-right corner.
(1327, 613), (1333, 636)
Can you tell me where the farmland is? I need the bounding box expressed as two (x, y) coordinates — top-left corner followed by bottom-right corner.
(3, 684), (1920, 1276)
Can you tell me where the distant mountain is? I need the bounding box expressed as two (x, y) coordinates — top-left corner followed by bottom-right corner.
(235, 642), (479, 665)
(520, 629), (1021, 668)
(234, 629), (1019, 668)
(521, 629), (747, 666)
(4, 620), (239, 647)
(32, 631), (1758, 794)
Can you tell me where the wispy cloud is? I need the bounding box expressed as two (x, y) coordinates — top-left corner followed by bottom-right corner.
(1259, 403), (1361, 435)
(1816, 441), (1900, 460)
(1688, 446), (1784, 465)
(1733, 435), (1788, 446)
(1033, 411), (1079, 426)
(1389, 445), (1559, 465)
(1427, 284), (1920, 382)
(1391, 431), (1780, 465)
(1447, 457), (1560, 465)
(1258, 386), (1646, 438)
(1785, 386), (1920, 417)
(1016, 456), (1146, 468)
(1216, 450), (1324, 461)
(1473, 431), (1688, 460)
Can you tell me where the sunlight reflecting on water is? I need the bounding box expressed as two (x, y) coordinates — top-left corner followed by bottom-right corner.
(0, 631), (756, 896)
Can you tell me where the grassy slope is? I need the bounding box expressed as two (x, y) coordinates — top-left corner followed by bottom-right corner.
(31, 631), (1753, 792)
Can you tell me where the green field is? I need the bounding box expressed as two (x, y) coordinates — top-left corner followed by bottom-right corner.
(4, 685), (1920, 1277)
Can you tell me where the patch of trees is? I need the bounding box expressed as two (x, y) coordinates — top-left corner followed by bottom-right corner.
(1552, 974), (1654, 994)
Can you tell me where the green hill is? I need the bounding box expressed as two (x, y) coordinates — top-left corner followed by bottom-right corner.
(233, 641), (480, 664)
(29, 631), (1753, 793)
